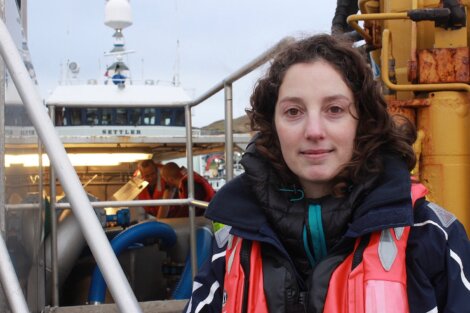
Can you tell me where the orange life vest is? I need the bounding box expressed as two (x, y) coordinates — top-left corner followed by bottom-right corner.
(323, 183), (427, 312)
(323, 227), (410, 312)
(222, 236), (269, 313)
(137, 176), (166, 216)
(222, 183), (427, 312)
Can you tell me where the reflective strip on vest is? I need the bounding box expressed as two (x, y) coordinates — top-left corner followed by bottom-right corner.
(222, 236), (268, 313)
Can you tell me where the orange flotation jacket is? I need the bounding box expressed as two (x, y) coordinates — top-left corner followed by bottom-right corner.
(221, 183), (427, 313)
(178, 172), (215, 202)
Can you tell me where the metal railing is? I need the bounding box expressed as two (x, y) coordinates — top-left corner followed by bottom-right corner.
(0, 10), (295, 311)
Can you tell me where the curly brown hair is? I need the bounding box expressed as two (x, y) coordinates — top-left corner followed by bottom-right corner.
(246, 34), (416, 192)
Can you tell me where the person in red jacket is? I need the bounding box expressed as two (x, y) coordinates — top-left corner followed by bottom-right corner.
(160, 162), (215, 218)
(136, 159), (168, 217)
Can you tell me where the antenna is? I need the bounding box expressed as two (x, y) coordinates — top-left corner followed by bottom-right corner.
(172, 0), (181, 86)
(173, 40), (180, 86)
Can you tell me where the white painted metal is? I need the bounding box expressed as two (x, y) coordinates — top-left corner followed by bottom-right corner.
(46, 84), (190, 107)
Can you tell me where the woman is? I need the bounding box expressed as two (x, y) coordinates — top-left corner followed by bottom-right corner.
(185, 34), (470, 312)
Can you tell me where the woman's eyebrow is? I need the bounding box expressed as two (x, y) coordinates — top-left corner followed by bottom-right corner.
(323, 94), (353, 103)
(277, 96), (304, 104)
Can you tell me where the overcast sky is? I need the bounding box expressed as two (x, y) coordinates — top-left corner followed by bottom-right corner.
(27, 1), (337, 127)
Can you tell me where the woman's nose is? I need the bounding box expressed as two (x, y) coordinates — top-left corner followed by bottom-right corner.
(304, 112), (325, 140)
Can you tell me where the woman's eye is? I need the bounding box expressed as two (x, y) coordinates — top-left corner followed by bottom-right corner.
(286, 108), (300, 116)
(328, 105), (344, 114)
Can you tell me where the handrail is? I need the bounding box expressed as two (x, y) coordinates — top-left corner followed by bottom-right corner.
(56, 198), (190, 209)
(183, 103), (198, 278)
(0, 18), (143, 313)
(6, 198), (209, 212)
(48, 107), (59, 307)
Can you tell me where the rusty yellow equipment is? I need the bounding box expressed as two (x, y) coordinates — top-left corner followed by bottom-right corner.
(346, 0), (470, 231)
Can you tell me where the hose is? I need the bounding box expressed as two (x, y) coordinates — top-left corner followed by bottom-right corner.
(331, 0), (359, 35)
(87, 221), (177, 304)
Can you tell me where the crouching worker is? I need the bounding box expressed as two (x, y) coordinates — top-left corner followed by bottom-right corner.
(160, 162), (215, 218)
(184, 34), (470, 312)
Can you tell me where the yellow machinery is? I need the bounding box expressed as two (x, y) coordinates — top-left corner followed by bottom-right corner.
(346, 0), (470, 231)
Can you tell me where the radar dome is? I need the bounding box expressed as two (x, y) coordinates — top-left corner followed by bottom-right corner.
(105, 0), (133, 30)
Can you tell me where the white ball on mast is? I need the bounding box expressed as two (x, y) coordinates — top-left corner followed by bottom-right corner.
(104, 0), (133, 30)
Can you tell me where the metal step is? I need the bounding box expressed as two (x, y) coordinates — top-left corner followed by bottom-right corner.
(43, 300), (188, 313)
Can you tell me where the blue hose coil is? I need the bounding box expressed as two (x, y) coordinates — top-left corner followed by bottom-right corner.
(87, 221), (177, 304)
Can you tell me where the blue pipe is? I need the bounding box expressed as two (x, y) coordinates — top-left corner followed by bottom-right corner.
(172, 227), (213, 299)
(88, 221), (176, 304)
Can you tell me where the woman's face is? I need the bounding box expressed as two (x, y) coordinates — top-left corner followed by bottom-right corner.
(274, 61), (358, 198)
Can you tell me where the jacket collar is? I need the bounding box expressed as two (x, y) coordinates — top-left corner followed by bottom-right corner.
(206, 174), (268, 232)
(345, 155), (413, 237)
(207, 144), (413, 238)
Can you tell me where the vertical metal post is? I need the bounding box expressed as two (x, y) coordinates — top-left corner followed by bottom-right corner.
(0, 233), (29, 313)
(33, 137), (45, 311)
(0, 0), (4, 237)
(0, 1), (8, 311)
(224, 82), (234, 182)
(184, 104), (198, 279)
(0, 37), (28, 313)
(48, 106), (59, 306)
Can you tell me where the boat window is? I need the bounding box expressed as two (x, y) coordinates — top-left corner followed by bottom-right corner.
(129, 108), (142, 125)
(69, 109), (83, 126)
(56, 107), (185, 127)
(86, 108), (100, 125)
(161, 108), (172, 126)
(143, 108), (156, 125)
(5, 106), (33, 126)
(174, 108), (185, 126)
(102, 109), (112, 125)
(115, 108), (127, 125)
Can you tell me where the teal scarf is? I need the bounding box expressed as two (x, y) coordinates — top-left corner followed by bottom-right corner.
(303, 203), (327, 267)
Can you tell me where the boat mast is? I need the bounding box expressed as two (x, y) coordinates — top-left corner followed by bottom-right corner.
(104, 0), (133, 86)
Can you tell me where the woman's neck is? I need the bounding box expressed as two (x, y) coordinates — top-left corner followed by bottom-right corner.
(301, 181), (332, 199)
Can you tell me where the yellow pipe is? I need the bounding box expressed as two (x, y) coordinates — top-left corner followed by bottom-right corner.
(358, 0), (369, 14)
(347, 12), (409, 42)
(381, 29), (470, 92)
(411, 129), (425, 177)
(410, 0), (418, 65)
